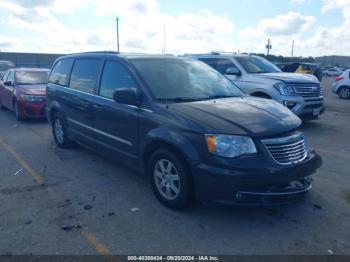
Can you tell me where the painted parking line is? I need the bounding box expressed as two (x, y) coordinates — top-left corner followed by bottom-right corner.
(0, 136), (111, 255)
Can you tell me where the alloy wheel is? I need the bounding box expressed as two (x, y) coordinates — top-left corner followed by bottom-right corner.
(339, 87), (350, 99)
(154, 159), (181, 200)
(54, 118), (65, 144)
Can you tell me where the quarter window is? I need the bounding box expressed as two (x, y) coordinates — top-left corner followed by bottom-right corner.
(49, 59), (74, 86)
(70, 59), (101, 94)
(99, 61), (137, 99)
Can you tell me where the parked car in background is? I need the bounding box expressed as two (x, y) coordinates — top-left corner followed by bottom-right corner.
(0, 68), (49, 120)
(332, 69), (350, 99)
(0, 60), (15, 79)
(46, 52), (322, 208)
(276, 62), (323, 82)
(187, 53), (325, 120)
(323, 67), (342, 77)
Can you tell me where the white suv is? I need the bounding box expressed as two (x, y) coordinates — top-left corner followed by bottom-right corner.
(187, 53), (325, 119)
(332, 69), (350, 99)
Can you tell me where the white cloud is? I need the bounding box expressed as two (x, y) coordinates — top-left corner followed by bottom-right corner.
(0, 0), (349, 56)
(258, 12), (316, 36)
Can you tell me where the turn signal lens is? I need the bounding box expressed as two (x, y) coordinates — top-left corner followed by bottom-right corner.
(205, 135), (217, 152)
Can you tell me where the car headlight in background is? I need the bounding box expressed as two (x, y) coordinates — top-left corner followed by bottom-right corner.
(274, 83), (295, 95)
(205, 135), (257, 158)
(20, 94), (46, 102)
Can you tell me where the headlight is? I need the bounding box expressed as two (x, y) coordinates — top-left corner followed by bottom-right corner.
(20, 94), (45, 102)
(205, 135), (257, 158)
(274, 83), (295, 95)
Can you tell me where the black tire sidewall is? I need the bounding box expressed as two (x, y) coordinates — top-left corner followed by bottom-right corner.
(52, 113), (72, 148)
(14, 100), (23, 121)
(148, 149), (193, 209)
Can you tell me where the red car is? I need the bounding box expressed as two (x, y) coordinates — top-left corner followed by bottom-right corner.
(0, 68), (49, 121)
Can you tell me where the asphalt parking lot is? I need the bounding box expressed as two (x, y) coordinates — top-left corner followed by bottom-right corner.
(0, 77), (349, 255)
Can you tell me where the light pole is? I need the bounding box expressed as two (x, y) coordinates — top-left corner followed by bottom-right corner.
(291, 40), (295, 58)
(266, 38), (272, 56)
(116, 16), (120, 53)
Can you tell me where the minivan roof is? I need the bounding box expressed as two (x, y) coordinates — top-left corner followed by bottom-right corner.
(61, 51), (176, 60)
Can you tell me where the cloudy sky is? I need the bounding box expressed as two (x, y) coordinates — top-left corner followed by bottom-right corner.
(0, 0), (349, 57)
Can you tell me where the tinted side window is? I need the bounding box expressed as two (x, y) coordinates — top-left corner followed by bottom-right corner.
(199, 58), (237, 74)
(49, 59), (74, 86)
(70, 59), (101, 94)
(99, 61), (137, 99)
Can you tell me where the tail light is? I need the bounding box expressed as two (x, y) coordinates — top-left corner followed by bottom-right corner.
(335, 77), (344, 82)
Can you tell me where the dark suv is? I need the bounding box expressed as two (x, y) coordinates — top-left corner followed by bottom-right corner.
(46, 52), (322, 208)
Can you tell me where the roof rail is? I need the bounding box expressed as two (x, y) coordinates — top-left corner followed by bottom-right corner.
(69, 51), (120, 55)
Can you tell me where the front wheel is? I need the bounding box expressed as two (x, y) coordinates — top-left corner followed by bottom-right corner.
(14, 100), (24, 121)
(148, 149), (193, 209)
(52, 113), (73, 148)
(338, 86), (350, 99)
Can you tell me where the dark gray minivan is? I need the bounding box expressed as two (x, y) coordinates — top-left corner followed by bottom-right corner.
(46, 52), (322, 209)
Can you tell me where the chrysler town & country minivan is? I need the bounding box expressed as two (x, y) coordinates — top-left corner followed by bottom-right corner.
(46, 52), (322, 208)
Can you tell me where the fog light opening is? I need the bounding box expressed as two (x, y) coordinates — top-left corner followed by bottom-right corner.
(283, 101), (296, 109)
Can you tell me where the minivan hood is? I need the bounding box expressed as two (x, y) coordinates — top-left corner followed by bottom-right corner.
(16, 84), (46, 95)
(167, 97), (301, 137)
(257, 72), (318, 84)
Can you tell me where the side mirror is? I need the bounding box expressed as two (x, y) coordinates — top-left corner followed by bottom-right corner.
(113, 88), (141, 106)
(225, 67), (241, 76)
(4, 81), (13, 86)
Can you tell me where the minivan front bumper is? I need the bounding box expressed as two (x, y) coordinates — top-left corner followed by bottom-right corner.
(192, 151), (322, 206)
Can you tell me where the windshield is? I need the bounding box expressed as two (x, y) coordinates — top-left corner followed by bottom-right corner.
(131, 58), (243, 102)
(15, 71), (49, 85)
(235, 56), (281, 74)
(0, 63), (13, 71)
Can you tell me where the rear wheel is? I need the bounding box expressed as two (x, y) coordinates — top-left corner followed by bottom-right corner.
(338, 86), (350, 99)
(0, 98), (5, 111)
(13, 100), (24, 121)
(148, 149), (193, 209)
(52, 113), (73, 148)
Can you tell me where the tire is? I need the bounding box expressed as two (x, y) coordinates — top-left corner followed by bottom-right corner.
(252, 93), (271, 99)
(338, 86), (350, 99)
(13, 100), (24, 121)
(0, 98), (5, 111)
(148, 149), (193, 209)
(51, 113), (73, 148)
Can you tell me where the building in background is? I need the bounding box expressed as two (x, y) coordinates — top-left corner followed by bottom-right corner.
(0, 52), (64, 69)
(315, 56), (350, 68)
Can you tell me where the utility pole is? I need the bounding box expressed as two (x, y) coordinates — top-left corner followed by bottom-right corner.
(266, 38), (272, 56)
(162, 24), (166, 54)
(291, 40), (295, 58)
(116, 16), (120, 53)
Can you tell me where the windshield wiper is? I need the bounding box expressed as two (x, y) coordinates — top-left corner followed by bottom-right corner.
(156, 97), (205, 103)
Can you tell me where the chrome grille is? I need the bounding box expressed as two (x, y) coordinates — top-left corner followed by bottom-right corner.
(262, 134), (308, 165)
(288, 84), (323, 98)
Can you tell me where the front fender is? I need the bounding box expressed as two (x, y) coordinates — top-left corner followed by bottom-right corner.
(141, 127), (201, 163)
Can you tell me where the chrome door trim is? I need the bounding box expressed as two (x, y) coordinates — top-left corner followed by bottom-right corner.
(67, 117), (133, 147)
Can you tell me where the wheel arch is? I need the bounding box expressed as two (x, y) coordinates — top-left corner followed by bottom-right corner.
(141, 128), (200, 177)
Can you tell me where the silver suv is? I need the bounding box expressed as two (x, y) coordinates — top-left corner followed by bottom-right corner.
(187, 53), (325, 119)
